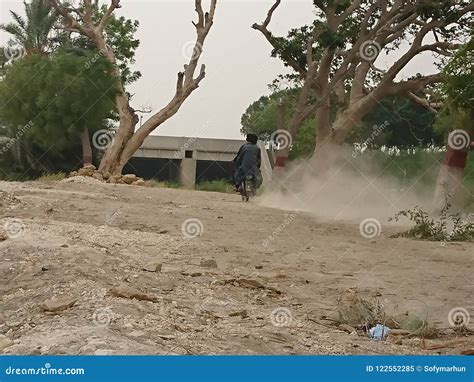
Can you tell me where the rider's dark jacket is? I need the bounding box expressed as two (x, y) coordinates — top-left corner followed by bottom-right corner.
(233, 142), (263, 187)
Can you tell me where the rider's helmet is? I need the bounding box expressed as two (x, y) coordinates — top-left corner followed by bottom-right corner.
(246, 133), (258, 144)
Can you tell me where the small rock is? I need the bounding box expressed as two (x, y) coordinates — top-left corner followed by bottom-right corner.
(0, 232), (8, 241)
(338, 324), (357, 334)
(92, 172), (104, 181)
(79, 344), (97, 354)
(190, 272), (202, 277)
(132, 179), (145, 187)
(229, 310), (248, 319)
(141, 262), (162, 273)
(77, 165), (96, 177)
(0, 335), (13, 350)
(389, 329), (411, 335)
(108, 286), (159, 303)
(255, 265), (263, 269)
(41, 266), (49, 272)
(156, 334), (175, 340)
(42, 297), (77, 313)
(60, 244), (69, 248)
(107, 175), (122, 184)
(200, 259), (218, 268)
(128, 330), (145, 338)
(94, 349), (113, 355)
(122, 174), (138, 184)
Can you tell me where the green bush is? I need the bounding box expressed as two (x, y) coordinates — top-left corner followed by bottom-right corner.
(38, 172), (66, 182)
(389, 205), (473, 242)
(196, 180), (234, 194)
(352, 148), (474, 192)
(144, 180), (182, 189)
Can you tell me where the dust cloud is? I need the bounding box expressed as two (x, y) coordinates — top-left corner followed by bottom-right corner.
(258, 148), (437, 225)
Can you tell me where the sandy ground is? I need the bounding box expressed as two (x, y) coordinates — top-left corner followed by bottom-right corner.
(0, 179), (472, 355)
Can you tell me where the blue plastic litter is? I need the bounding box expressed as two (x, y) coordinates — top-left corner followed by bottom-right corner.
(368, 324), (391, 340)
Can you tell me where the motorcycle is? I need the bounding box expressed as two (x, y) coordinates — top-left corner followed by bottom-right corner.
(239, 174), (256, 202)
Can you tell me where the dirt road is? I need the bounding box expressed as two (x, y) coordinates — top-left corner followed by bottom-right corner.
(1, 179), (472, 354)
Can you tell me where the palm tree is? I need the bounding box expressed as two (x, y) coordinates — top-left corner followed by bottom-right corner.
(0, 0), (58, 55)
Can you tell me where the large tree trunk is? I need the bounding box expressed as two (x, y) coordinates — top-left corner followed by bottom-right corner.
(49, 0), (217, 177)
(80, 128), (93, 166)
(433, 111), (473, 212)
(94, 36), (139, 175)
(273, 99), (289, 173)
(433, 162), (466, 213)
(112, 94), (191, 174)
(98, 106), (137, 175)
(311, 95), (379, 174)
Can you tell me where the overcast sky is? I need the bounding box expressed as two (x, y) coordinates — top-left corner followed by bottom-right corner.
(1, 0), (440, 139)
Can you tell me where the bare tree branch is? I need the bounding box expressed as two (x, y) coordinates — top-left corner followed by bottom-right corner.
(184, 0), (216, 86)
(97, 0), (121, 32)
(262, 0), (281, 28)
(335, 0), (362, 25)
(252, 0), (306, 77)
(405, 91), (439, 113)
(48, 0), (93, 38)
(387, 73), (445, 96)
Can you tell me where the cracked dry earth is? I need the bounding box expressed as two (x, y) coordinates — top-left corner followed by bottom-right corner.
(0, 180), (473, 355)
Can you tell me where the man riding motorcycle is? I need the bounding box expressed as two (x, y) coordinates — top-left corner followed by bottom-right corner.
(233, 133), (263, 192)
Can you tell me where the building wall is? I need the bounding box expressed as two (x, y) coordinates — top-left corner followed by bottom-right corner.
(123, 158), (181, 182)
(124, 157), (235, 183)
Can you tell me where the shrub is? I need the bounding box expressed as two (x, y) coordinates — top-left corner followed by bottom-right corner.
(389, 205), (473, 241)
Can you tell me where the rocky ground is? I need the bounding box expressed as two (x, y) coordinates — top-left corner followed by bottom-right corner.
(0, 179), (472, 355)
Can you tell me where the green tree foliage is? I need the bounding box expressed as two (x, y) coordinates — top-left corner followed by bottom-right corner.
(348, 97), (441, 148)
(434, 35), (474, 135)
(240, 90), (316, 159)
(0, 0), (142, 178)
(269, 1), (472, 90)
(444, 38), (474, 109)
(63, 4), (141, 86)
(0, 51), (118, 177)
(0, 0), (58, 54)
(242, 91), (441, 158)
